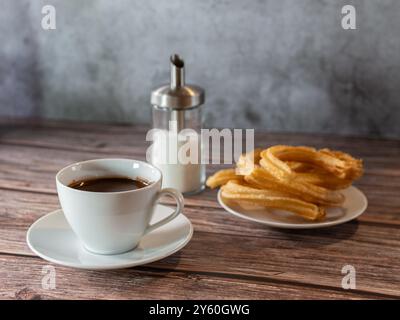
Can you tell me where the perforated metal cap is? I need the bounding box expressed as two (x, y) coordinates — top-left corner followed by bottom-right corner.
(151, 54), (205, 109)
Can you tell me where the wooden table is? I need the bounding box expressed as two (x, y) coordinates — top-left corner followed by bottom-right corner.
(0, 118), (399, 300)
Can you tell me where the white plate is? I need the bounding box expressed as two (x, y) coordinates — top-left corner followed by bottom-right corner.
(27, 205), (193, 270)
(218, 186), (367, 229)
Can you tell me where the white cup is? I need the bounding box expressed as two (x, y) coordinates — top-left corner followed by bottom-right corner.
(56, 158), (184, 255)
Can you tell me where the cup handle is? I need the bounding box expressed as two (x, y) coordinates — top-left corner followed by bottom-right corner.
(143, 188), (184, 235)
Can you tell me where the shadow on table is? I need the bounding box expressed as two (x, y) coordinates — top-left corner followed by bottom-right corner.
(144, 250), (183, 271)
(81, 251), (183, 288)
(270, 220), (360, 248)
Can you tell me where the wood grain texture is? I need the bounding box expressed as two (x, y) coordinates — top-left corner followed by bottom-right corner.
(1, 255), (383, 300)
(0, 118), (399, 299)
(0, 188), (399, 298)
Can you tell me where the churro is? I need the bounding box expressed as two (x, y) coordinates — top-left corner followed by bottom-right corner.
(206, 145), (363, 221)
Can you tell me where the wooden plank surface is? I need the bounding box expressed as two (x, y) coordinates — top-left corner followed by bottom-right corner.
(1, 188), (399, 298)
(2, 255), (383, 300)
(0, 119), (399, 299)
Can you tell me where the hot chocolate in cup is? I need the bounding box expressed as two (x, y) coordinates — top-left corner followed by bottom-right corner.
(56, 158), (184, 255)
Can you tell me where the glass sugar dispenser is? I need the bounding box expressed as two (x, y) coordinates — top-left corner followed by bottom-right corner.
(150, 54), (205, 194)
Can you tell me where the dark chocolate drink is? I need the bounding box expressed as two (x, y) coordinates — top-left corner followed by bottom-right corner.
(69, 177), (150, 192)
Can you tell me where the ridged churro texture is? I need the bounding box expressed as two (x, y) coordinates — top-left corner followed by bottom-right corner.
(206, 145), (363, 221)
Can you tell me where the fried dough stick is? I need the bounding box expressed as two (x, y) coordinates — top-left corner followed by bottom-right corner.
(265, 145), (363, 180)
(206, 169), (242, 189)
(247, 164), (344, 206)
(221, 180), (325, 221)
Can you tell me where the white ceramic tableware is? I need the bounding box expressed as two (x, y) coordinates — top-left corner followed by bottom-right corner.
(218, 186), (367, 229)
(26, 206), (193, 270)
(56, 159), (184, 254)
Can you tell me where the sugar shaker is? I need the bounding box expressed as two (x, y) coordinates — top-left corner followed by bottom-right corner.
(150, 54), (205, 194)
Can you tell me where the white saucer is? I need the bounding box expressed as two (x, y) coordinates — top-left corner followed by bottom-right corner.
(27, 205), (193, 270)
(218, 186), (367, 229)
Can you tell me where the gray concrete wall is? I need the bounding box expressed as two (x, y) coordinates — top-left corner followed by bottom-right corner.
(1, 0), (400, 137)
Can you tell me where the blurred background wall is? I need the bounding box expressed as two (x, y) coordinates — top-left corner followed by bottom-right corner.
(1, 0), (399, 137)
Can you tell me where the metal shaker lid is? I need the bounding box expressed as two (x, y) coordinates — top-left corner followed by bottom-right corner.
(151, 54), (205, 109)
